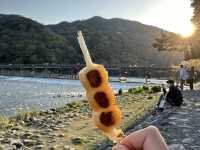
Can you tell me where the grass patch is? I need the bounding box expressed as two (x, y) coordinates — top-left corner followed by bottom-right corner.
(128, 85), (161, 94)
(0, 116), (11, 128)
(14, 108), (40, 122)
(151, 86), (161, 93)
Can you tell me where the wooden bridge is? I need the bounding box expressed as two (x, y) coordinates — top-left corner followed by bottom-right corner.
(0, 64), (178, 78)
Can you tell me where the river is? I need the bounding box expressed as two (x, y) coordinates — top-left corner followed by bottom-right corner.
(0, 76), (166, 116)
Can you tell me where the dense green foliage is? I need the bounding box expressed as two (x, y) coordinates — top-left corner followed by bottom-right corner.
(0, 14), (182, 66)
(0, 14), (75, 64)
(191, 0), (200, 58)
(153, 32), (191, 60)
(48, 16), (182, 66)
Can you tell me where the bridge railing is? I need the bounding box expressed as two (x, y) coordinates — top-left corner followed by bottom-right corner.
(0, 64), (174, 70)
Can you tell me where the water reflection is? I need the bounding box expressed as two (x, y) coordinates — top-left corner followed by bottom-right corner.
(0, 76), (164, 116)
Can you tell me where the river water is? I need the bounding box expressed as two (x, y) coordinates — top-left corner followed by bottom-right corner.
(0, 76), (166, 116)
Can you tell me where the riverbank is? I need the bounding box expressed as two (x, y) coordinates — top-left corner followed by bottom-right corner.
(0, 86), (160, 150)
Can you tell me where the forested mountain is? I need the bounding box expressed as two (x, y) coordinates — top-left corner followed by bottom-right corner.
(0, 14), (75, 64)
(0, 14), (183, 66)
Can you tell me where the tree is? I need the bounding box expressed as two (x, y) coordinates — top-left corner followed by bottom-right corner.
(191, 0), (200, 58)
(153, 31), (191, 60)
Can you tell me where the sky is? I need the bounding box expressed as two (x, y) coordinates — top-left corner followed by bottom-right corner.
(0, 0), (194, 36)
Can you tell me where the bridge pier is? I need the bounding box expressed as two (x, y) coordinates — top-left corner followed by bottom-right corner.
(19, 68), (23, 76)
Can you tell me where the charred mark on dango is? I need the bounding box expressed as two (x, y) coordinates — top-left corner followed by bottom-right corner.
(94, 92), (110, 108)
(87, 70), (102, 87)
(100, 111), (115, 126)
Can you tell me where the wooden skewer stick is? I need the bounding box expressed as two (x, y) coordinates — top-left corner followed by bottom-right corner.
(77, 31), (93, 66)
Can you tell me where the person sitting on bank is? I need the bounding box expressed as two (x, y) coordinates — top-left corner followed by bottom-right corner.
(157, 80), (183, 110)
(166, 79), (183, 106)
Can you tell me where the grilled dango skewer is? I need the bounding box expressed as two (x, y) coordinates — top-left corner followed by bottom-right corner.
(77, 31), (123, 141)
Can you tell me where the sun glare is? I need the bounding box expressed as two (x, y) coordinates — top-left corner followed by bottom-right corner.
(139, 0), (195, 38)
(178, 22), (195, 37)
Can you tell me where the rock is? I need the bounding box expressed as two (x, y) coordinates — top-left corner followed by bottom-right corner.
(40, 110), (47, 115)
(49, 146), (57, 150)
(47, 110), (53, 114)
(13, 142), (23, 149)
(21, 132), (33, 138)
(68, 114), (74, 118)
(29, 117), (38, 122)
(147, 96), (153, 99)
(169, 144), (186, 150)
(23, 139), (37, 147)
(48, 138), (56, 143)
(71, 137), (84, 145)
(48, 134), (56, 139)
(35, 140), (44, 145)
(52, 127), (59, 131)
(73, 113), (79, 117)
(63, 145), (75, 150)
(190, 146), (200, 150)
(34, 145), (44, 150)
(30, 134), (41, 140)
(124, 114), (130, 117)
(63, 145), (70, 150)
(56, 120), (64, 124)
(57, 133), (65, 137)
(1, 138), (11, 144)
(18, 120), (25, 125)
(182, 137), (194, 144)
(41, 128), (53, 135)
(11, 126), (23, 131)
(57, 124), (65, 128)
(50, 108), (56, 112)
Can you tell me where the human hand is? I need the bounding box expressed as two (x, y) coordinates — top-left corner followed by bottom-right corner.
(112, 126), (169, 150)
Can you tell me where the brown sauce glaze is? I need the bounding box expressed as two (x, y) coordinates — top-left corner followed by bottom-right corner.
(87, 70), (102, 87)
(100, 111), (115, 126)
(94, 92), (110, 108)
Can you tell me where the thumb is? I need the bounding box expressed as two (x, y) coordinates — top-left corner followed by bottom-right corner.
(112, 144), (129, 150)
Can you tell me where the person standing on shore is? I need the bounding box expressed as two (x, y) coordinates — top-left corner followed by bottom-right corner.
(188, 66), (195, 90)
(144, 71), (150, 84)
(179, 65), (189, 90)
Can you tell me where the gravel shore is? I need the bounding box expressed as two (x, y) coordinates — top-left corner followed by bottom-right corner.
(0, 87), (159, 150)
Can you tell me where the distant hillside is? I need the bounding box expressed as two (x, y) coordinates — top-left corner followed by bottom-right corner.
(0, 14), (183, 66)
(0, 14), (75, 64)
(48, 16), (184, 66)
